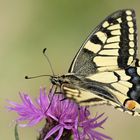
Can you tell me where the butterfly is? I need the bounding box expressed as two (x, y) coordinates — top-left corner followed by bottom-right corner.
(50, 9), (140, 116)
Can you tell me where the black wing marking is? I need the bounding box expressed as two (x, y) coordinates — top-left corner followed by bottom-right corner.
(68, 9), (137, 76)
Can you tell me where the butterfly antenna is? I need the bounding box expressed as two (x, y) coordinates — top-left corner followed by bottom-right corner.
(25, 74), (52, 79)
(43, 48), (55, 76)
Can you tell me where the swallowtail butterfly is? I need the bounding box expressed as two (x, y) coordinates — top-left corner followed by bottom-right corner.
(51, 9), (140, 116)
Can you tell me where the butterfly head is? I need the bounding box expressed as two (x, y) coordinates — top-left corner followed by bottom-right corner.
(50, 75), (70, 86)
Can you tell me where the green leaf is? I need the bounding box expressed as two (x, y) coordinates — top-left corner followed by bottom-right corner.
(14, 124), (19, 140)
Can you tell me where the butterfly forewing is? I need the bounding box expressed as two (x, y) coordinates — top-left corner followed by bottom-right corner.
(69, 9), (137, 76)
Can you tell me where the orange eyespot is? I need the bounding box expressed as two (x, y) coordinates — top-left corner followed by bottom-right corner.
(125, 100), (136, 110)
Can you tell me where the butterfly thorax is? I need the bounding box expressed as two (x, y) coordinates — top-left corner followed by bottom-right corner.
(50, 74), (83, 86)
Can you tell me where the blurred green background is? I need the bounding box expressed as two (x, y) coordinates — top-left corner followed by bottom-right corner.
(1, 0), (140, 139)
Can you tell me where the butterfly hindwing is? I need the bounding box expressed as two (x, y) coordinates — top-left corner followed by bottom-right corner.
(63, 61), (140, 116)
(69, 9), (137, 75)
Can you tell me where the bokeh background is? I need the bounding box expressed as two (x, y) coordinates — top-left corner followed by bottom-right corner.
(1, 0), (140, 139)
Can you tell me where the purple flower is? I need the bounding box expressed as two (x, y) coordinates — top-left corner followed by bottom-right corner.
(7, 88), (49, 127)
(77, 112), (111, 140)
(7, 87), (112, 140)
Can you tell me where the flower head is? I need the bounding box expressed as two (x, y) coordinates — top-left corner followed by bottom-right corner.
(8, 87), (112, 140)
(77, 113), (111, 140)
(7, 88), (49, 127)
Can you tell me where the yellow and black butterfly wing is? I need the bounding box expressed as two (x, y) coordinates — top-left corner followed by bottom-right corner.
(62, 9), (140, 116)
(68, 9), (137, 75)
(64, 62), (140, 116)
(84, 61), (140, 116)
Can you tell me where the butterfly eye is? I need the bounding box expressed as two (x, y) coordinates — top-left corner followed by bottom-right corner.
(124, 100), (136, 110)
(61, 75), (66, 78)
